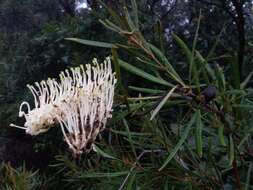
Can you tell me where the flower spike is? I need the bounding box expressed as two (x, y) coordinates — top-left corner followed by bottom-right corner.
(10, 57), (116, 155)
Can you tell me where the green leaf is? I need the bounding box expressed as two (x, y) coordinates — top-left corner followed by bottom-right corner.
(126, 172), (136, 190)
(241, 70), (253, 89)
(130, 0), (139, 29)
(238, 134), (250, 149)
(123, 119), (137, 158)
(214, 64), (226, 91)
(189, 11), (201, 90)
(97, 0), (125, 29)
(136, 56), (165, 70)
(99, 19), (123, 33)
(218, 124), (227, 147)
(123, 6), (136, 31)
(195, 50), (215, 82)
(172, 33), (192, 65)
(195, 110), (203, 157)
(232, 104), (253, 109)
(172, 15), (202, 89)
(118, 59), (173, 87)
(225, 89), (246, 95)
(148, 43), (185, 86)
(109, 102), (146, 125)
(229, 135), (234, 166)
(129, 86), (165, 94)
(65, 38), (113, 48)
(150, 86), (177, 120)
(93, 144), (119, 161)
(159, 112), (197, 171)
(245, 162), (253, 190)
(79, 171), (129, 178)
(155, 20), (165, 53)
(111, 47), (121, 81)
(206, 26), (225, 61)
(111, 129), (151, 136)
(112, 47), (127, 94)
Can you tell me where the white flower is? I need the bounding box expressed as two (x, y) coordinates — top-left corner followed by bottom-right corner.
(10, 57), (116, 155)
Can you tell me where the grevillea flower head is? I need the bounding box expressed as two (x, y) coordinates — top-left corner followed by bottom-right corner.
(10, 57), (116, 155)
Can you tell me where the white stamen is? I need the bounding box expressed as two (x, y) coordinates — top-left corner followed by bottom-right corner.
(10, 57), (116, 156)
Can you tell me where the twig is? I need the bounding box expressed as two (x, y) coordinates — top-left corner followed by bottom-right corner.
(232, 159), (242, 190)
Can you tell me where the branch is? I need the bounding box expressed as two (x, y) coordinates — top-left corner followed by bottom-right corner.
(232, 157), (242, 190)
(231, 0), (245, 80)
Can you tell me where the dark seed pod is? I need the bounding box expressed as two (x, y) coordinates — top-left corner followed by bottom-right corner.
(202, 86), (217, 103)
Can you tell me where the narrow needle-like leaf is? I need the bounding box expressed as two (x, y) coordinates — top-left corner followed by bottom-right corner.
(159, 112), (197, 171)
(150, 86), (177, 120)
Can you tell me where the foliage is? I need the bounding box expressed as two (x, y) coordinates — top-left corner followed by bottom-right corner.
(0, 0), (253, 189)
(0, 163), (43, 190)
(65, 1), (253, 189)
